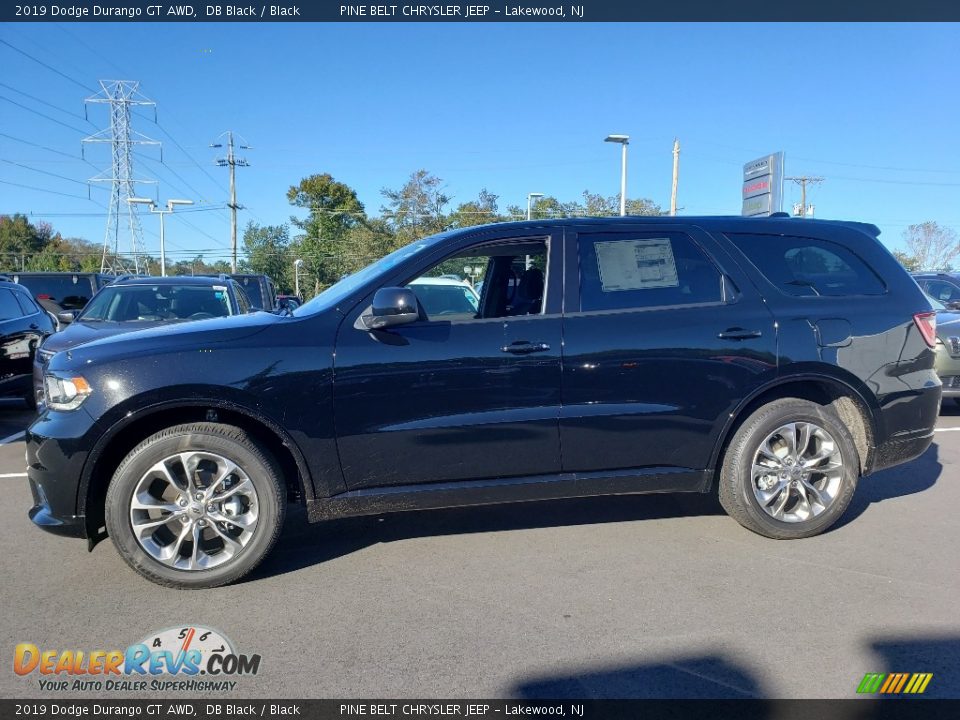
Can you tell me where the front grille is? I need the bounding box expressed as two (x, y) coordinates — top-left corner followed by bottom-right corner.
(951, 337), (960, 356)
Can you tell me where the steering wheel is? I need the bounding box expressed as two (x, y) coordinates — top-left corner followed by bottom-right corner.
(188, 312), (216, 320)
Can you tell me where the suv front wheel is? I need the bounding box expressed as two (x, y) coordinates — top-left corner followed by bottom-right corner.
(105, 422), (285, 588)
(719, 398), (859, 539)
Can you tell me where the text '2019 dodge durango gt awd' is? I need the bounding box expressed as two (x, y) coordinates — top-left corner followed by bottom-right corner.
(27, 217), (940, 588)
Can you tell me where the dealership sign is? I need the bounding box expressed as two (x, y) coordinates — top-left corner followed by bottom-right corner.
(741, 152), (784, 216)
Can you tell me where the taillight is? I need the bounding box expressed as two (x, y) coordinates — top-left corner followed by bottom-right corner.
(914, 311), (937, 348)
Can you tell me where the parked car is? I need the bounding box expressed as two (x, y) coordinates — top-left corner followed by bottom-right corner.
(275, 294), (301, 313)
(0, 279), (55, 406)
(230, 273), (276, 312)
(11, 272), (113, 318)
(27, 216), (939, 588)
(912, 272), (960, 310)
(407, 276), (480, 319)
(923, 291), (960, 406)
(33, 275), (253, 409)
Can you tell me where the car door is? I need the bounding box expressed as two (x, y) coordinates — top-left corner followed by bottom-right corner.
(333, 229), (564, 490)
(0, 288), (36, 395)
(559, 223), (778, 476)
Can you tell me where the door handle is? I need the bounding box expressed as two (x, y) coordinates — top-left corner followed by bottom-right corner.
(718, 328), (762, 340)
(501, 341), (550, 354)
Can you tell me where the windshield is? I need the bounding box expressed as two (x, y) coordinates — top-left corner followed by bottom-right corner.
(80, 284), (234, 322)
(925, 291), (947, 311)
(293, 235), (448, 316)
(235, 278), (264, 308)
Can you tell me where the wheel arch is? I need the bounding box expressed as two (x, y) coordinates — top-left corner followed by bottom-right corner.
(707, 371), (878, 491)
(79, 399), (315, 542)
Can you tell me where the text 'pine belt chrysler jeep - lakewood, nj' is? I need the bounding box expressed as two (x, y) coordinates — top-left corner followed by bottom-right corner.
(26, 216), (940, 588)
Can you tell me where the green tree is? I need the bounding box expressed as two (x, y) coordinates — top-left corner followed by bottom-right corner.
(381, 169), (450, 242)
(0, 214), (50, 271)
(448, 188), (502, 229)
(892, 250), (920, 272)
(287, 173), (366, 293)
(241, 222), (292, 291)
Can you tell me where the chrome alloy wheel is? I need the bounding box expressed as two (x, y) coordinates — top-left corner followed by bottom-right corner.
(129, 451), (259, 571)
(751, 422), (844, 523)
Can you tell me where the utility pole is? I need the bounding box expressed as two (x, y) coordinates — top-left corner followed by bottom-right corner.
(212, 131), (250, 273)
(785, 176), (824, 218)
(83, 80), (159, 274)
(670, 138), (680, 216)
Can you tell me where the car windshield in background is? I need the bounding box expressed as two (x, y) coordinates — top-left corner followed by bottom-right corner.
(14, 276), (93, 310)
(236, 281), (263, 309)
(80, 285), (233, 322)
(409, 283), (479, 318)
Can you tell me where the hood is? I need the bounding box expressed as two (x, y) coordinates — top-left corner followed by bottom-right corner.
(936, 310), (960, 338)
(42, 319), (168, 354)
(59, 311), (280, 361)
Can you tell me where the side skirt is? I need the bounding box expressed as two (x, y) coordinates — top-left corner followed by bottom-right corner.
(306, 467), (710, 522)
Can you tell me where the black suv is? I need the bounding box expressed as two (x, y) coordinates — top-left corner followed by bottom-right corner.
(11, 271), (113, 316)
(26, 217), (940, 588)
(33, 275), (254, 409)
(912, 272), (960, 310)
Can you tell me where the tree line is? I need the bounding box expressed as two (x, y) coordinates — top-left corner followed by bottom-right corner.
(3, 169), (957, 298)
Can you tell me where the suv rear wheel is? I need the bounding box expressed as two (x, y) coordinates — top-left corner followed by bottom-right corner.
(105, 422), (285, 588)
(719, 398), (858, 538)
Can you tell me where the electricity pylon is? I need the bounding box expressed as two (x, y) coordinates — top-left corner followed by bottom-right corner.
(83, 80), (159, 274)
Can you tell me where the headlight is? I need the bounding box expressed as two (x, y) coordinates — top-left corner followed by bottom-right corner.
(43, 375), (92, 411)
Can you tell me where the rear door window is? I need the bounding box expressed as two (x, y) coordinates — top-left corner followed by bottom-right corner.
(0, 289), (24, 320)
(923, 279), (960, 304)
(577, 231), (723, 312)
(725, 233), (885, 297)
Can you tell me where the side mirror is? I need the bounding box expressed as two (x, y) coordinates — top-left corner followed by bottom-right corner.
(57, 310), (78, 325)
(362, 287), (420, 330)
(947, 301), (960, 311)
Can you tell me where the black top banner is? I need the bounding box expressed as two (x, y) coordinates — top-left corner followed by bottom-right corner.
(4, 700), (960, 720)
(3, 0), (960, 22)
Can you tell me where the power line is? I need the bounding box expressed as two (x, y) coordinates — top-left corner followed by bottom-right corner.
(0, 95), (89, 135)
(0, 178), (91, 201)
(0, 132), (83, 161)
(0, 81), (93, 125)
(0, 38), (94, 93)
(212, 130), (251, 272)
(1, 158), (109, 191)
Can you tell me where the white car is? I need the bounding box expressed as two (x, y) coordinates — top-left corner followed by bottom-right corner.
(407, 277), (479, 320)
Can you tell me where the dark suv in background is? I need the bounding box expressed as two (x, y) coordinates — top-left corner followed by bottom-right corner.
(33, 275), (254, 409)
(26, 217), (939, 588)
(230, 273), (276, 312)
(11, 271), (113, 317)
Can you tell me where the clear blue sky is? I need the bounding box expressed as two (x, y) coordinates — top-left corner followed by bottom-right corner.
(1, 22), (958, 263)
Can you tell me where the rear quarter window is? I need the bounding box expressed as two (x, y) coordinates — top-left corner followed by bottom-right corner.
(724, 233), (886, 297)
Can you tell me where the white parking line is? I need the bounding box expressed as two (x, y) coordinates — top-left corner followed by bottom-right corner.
(0, 431), (25, 445)
(0, 472), (26, 478)
(934, 427), (960, 432)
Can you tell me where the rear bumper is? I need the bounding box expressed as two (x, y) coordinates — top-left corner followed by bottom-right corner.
(870, 430), (935, 474)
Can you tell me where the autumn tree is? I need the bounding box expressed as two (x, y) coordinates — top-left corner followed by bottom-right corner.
(902, 222), (960, 271)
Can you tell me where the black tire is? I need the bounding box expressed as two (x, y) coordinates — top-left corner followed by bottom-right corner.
(718, 398), (859, 539)
(105, 422), (285, 589)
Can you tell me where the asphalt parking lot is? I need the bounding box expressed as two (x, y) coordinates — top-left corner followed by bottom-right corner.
(0, 399), (957, 700)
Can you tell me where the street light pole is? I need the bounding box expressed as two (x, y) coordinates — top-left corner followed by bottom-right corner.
(604, 134), (630, 217)
(526, 192), (544, 221)
(128, 197), (193, 276)
(294, 258), (304, 298)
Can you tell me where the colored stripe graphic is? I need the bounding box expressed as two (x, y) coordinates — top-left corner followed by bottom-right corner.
(857, 672), (932, 694)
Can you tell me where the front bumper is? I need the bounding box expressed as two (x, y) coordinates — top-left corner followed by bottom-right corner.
(26, 412), (94, 540)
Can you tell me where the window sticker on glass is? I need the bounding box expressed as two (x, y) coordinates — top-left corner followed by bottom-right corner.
(595, 238), (679, 291)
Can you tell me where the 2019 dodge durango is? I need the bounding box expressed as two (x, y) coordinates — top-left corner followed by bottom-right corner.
(26, 217), (940, 588)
